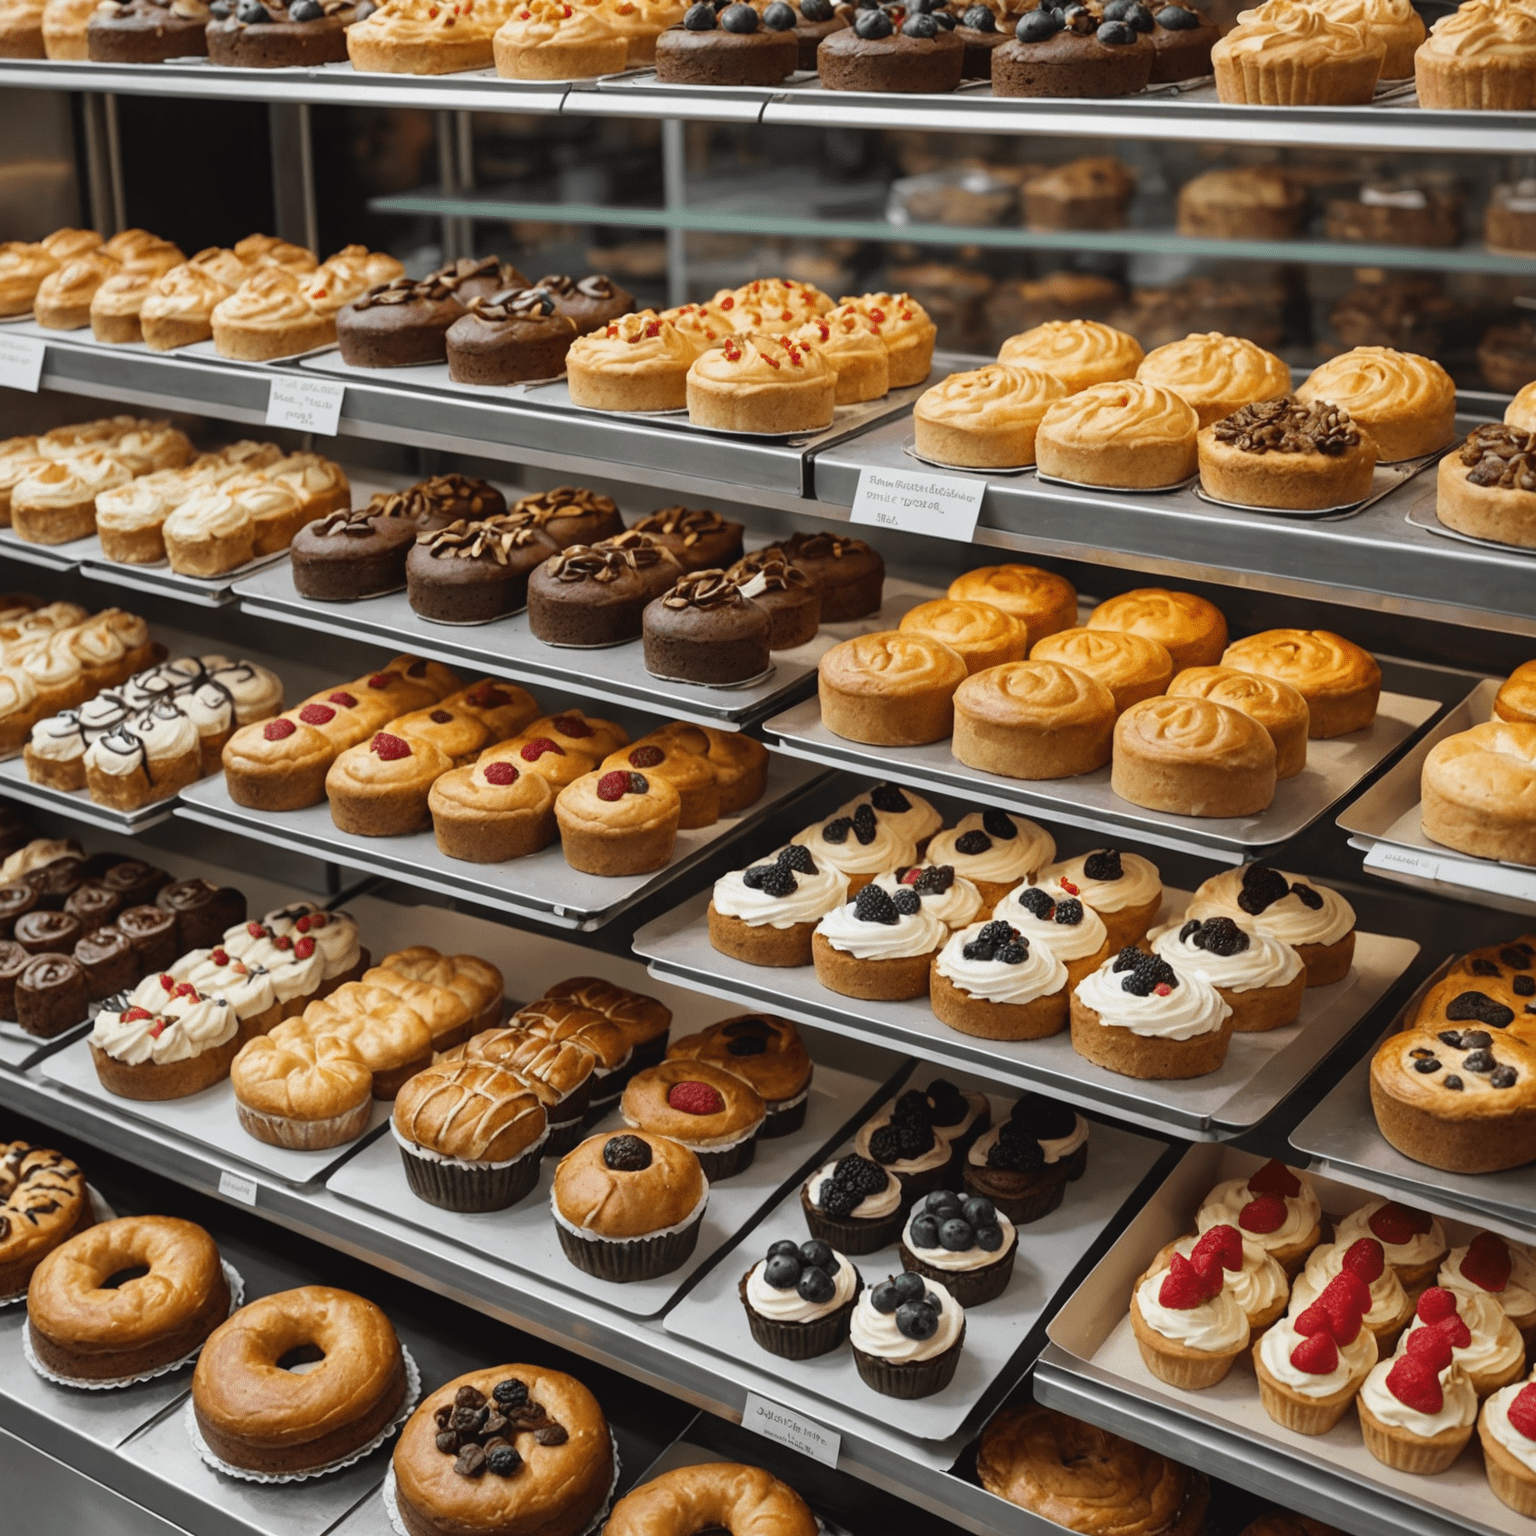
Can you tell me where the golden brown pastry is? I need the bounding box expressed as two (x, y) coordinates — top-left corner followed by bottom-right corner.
(1221, 628), (1381, 737)
(1295, 346), (1456, 461)
(1436, 423), (1536, 550)
(686, 333), (836, 434)
(0, 241), (57, 317)
(1035, 380), (1199, 489)
(948, 564), (1078, 647)
(833, 291), (935, 387)
(493, 0), (626, 78)
(1198, 397), (1376, 512)
(33, 251), (119, 330)
(791, 307), (890, 404)
(1136, 332), (1292, 429)
(1175, 168), (1307, 242)
(1167, 665), (1309, 777)
(211, 266), (330, 362)
(1421, 720), (1536, 867)
(1214, 0), (1385, 103)
(1112, 695), (1278, 817)
(347, 0), (504, 71)
(1496, 660), (1536, 724)
(1031, 626), (1173, 715)
(140, 259), (236, 351)
(951, 659), (1116, 779)
(899, 598), (1029, 675)
(1416, 0), (1536, 110)
(817, 630), (968, 746)
(911, 364), (1066, 468)
(1086, 588), (1228, 671)
(998, 318), (1145, 393)
(565, 310), (696, 412)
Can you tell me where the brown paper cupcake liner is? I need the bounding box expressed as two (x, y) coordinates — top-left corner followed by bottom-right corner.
(739, 1271), (862, 1360)
(962, 1164), (1069, 1225)
(398, 1138), (543, 1213)
(761, 1094), (809, 1140)
(543, 1114), (587, 1159)
(899, 1241), (1015, 1308)
(799, 1186), (904, 1255)
(852, 1329), (964, 1399)
(557, 1205), (704, 1283)
(691, 1130), (760, 1182)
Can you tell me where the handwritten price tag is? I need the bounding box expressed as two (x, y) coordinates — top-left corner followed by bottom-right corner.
(741, 1392), (840, 1468)
(849, 466), (984, 543)
(266, 375), (345, 436)
(217, 1169), (258, 1207)
(0, 333), (45, 393)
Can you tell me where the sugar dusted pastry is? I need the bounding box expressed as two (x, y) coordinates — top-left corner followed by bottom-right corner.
(1036, 379), (1199, 490)
(1213, 0), (1384, 103)
(1195, 1160), (1322, 1273)
(1296, 346), (1456, 462)
(1221, 627), (1381, 737)
(998, 318), (1144, 393)
(912, 364), (1066, 469)
(833, 292), (935, 387)
(1136, 332), (1292, 430)
(686, 332), (836, 434)
(1185, 864), (1355, 986)
(1416, 0), (1536, 109)
(566, 310), (696, 412)
(1199, 397), (1376, 511)
(1131, 1247), (1250, 1388)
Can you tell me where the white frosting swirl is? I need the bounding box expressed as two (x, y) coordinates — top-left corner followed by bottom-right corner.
(793, 814), (916, 878)
(262, 902), (361, 979)
(805, 1161), (902, 1219)
(926, 813), (1056, 885)
(1291, 1242), (1410, 1331)
(1039, 850), (1162, 914)
(90, 994), (237, 1065)
(1186, 866), (1355, 948)
(1333, 1201), (1448, 1271)
(1259, 1312), (1377, 1398)
(935, 921), (1068, 1005)
(1483, 1383), (1536, 1473)
(838, 787), (943, 845)
(1196, 1174), (1321, 1254)
(162, 952), (277, 1021)
(969, 1115), (1089, 1169)
(1135, 1268), (1250, 1352)
(1074, 959), (1231, 1040)
(870, 868), (982, 930)
(27, 712), (86, 762)
(1149, 916), (1305, 994)
(850, 1276), (964, 1363)
(1360, 1356), (1476, 1435)
(991, 882), (1110, 962)
(1168, 1232), (1288, 1324)
(1441, 1239), (1536, 1318)
(815, 899), (946, 961)
(903, 1209), (1017, 1272)
(712, 856), (849, 928)
(746, 1252), (859, 1322)
(1402, 1291), (1526, 1384)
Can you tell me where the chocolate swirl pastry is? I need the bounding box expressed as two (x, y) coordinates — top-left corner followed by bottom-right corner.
(535, 273), (634, 334)
(0, 941), (26, 1020)
(368, 474), (507, 532)
(73, 925), (137, 1000)
(290, 507), (420, 602)
(512, 486), (624, 548)
(445, 287), (578, 386)
(0, 883), (39, 937)
(339, 257), (528, 368)
(631, 506), (745, 572)
(13, 909), (82, 957)
(644, 569), (772, 685)
(97, 859), (170, 905)
(25, 856), (87, 908)
(63, 882), (120, 936)
(1213, 398), (1361, 456)
(527, 538), (683, 648)
(771, 529), (884, 621)
(116, 904), (179, 971)
(406, 516), (561, 624)
(15, 953), (88, 1039)
(1459, 423), (1536, 489)
(156, 878), (245, 951)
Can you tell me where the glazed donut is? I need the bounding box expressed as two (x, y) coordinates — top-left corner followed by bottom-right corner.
(393, 1364), (613, 1536)
(976, 1404), (1209, 1535)
(193, 1285), (408, 1474)
(0, 1141), (92, 1297)
(27, 1215), (229, 1380)
(605, 1463), (817, 1536)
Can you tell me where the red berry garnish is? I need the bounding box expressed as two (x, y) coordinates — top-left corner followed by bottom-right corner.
(1294, 1300), (1332, 1338)
(121, 1006), (152, 1022)
(1417, 1286), (1459, 1325)
(1405, 1325), (1455, 1372)
(158, 974), (174, 990)
(900, 867), (922, 885)
(1318, 1273), (1369, 1344)
(295, 915), (313, 932)
(1386, 1354), (1444, 1415)
(1157, 1253), (1214, 1311)
(307, 913), (328, 929)
(520, 737), (562, 761)
(210, 949), (228, 965)
(371, 732), (411, 760)
(299, 704), (335, 726)
(149, 1020), (165, 1039)
(264, 718), (297, 741)
(628, 745), (665, 768)
(246, 922), (265, 937)
(274, 934), (292, 951)
(1462, 1232), (1513, 1292)
(1367, 1201), (1432, 1246)
(551, 714), (592, 737)
(328, 690), (357, 707)
(1153, 982), (1172, 996)
(430, 709), (452, 724)
(467, 686), (509, 707)
(1238, 1194), (1286, 1234)
(1191, 1224), (1244, 1273)
(596, 770), (631, 802)
(1341, 1238), (1385, 1284)
(294, 936), (315, 960)
(1508, 1384), (1536, 1441)
(368, 672), (396, 689)
(1248, 1159), (1302, 1198)
(484, 761), (518, 786)
(1059, 878), (1079, 895)
(1289, 1331), (1339, 1375)
(172, 982), (196, 999)
(667, 1080), (725, 1116)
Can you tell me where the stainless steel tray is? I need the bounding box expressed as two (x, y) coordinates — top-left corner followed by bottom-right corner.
(633, 887), (1419, 1138)
(1037, 1143), (1519, 1536)
(663, 1095), (1170, 1442)
(1339, 679), (1536, 916)
(177, 753), (830, 931)
(0, 753), (180, 833)
(0, 525), (97, 572)
(764, 689), (1440, 862)
(38, 1037), (393, 1187)
(0, 1016), (91, 1073)
(327, 1056), (896, 1320)
(235, 563), (937, 732)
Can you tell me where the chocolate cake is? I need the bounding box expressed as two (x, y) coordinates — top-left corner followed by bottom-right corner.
(116, 905), (179, 972)
(15, 954), (88, 1038)
(817, 6), (964, 93)
(206, 0), (356, 66)
(727, 553), (821, 649)
(773, 530), (884, 620)
(156, 878), (245, 950)
(406, 516), (561, 623)
(445, 288), (578, 385)
(365, 474), (508, 533)
(290, 508), (419, 601)
(655, 0), (800, 84)
(511, 486), (625, 547)
(534, 274), (634, 335)
(992, 1), (1154, 96)
(526, 537), (682, 647)
(336, 257), (521, 368)
(87, 0), (210, 59)
(74, 926), (138, 1001)
(630, 506), (745, 571)
(643, 569), (772, 684)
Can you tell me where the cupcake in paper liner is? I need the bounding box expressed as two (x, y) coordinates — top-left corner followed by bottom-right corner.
(850, 1273), (966, 1398)
(739, 1236), (862, 1360)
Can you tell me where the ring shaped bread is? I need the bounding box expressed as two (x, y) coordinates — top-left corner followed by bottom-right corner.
(193, 1286), (408, 1473)
(27, 1214), (230, 1379)
(605, 1463), (818, 1536)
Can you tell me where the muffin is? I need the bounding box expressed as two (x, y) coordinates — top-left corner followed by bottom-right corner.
(849, 1272), (965, 1398)
(801, 1152), (905, 1254)
(1176, 167), (1307, 241)
(740, 1237), (862, 1359)
(667, 1013), (813, 1136)
(993, 0), (1155, 97)
(1213, 0), (1384, 103)
(964, 1092), (1090, 1223)
(619, 1058), (766, 1179)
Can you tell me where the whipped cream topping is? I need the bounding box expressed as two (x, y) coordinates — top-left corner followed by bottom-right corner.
(838, 786), (942, 845)
(792, 814), (916, 877)
(1259, 1312), (1377, 1398)
(27, 712), (86, 762)
(1483, 1382), (1536, 1473)
(903, 1208), (1017, 1273)
(90, 993), (236, 1065)
(1039, 850), (1162, 915)
(936, 921), (1067, 1006)
(263, 902), (361, 979)
(992, 881), (1110, 962)
(746, 1252), (859, 1323)
(160, 952), (276, 1020)
(1402, 1290), (1525, 1383)
(805, 1161), (902, 1220)
(1441, 1239), (1536, 1318)
(1333, 1200), (1447, 1271)
(1196, 1174), (1321, 1255)
(850, 1276), (963, 1363)
(1291, 1242), (1409, 1330)
(1149, 916), (1304, 995)
(870, 867), (982, 931)
(711, 856), (848, 929)
(926, 812), (1055, 886)
(1360, 1356), (1476, 1436)
(1075, 959), (1231, 1040)
(1136, 1268), (1250, 1352)
(1168, 1232), (1288, 1324)
(815, 899), (946, 962)
(1186, 866), (1355, 949)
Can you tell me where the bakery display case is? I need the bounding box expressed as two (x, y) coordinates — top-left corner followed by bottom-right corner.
(4, 8), (1536, 1536)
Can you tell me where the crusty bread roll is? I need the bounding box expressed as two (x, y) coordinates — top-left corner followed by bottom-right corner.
(951, 659), (1115, 779)
(1111, 695), (1277, 818)
(1221, 627), (1381, 737)
(818, 630), (968, 746)
(1496, 659), (1536, 724)
(1421, 720), (1536, 867)
(1167, 665), (1310, 778)
(1030, 626), (1173, 715)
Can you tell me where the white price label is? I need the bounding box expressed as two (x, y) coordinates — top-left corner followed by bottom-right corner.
(849, 466), (984, 543)
(266, 375), (345, 436)
(1363, 844), (1442, 883)
(741, 1392), (840, 1468)
(0, 333), (45, 393)
(218, 1169), (259, 1207)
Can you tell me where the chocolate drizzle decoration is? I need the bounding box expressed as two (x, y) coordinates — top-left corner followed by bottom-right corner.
(467, 287), (557, 322)
(1212, 397), (1361, 457)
